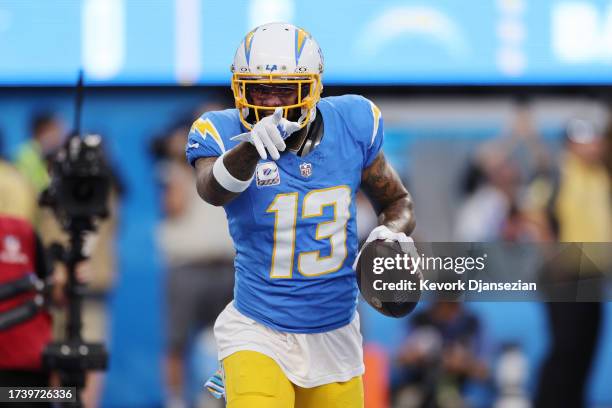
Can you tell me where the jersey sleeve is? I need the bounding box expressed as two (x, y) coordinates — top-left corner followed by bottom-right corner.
(363, 99), (384, 168)
(185, 112), (229, 167)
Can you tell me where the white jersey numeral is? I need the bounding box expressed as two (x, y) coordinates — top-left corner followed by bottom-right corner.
(267, 193), (299, 278)
(266, 186), (351, 278)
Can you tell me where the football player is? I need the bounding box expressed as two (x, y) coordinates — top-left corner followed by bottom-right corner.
(186, 22), (416, 408)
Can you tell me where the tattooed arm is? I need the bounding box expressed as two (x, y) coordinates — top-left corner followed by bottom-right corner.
(360, 152), (416, 234)
(194, 142), (260, 206)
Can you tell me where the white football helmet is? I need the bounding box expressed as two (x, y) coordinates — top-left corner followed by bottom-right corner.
(231, 22), (324, 131)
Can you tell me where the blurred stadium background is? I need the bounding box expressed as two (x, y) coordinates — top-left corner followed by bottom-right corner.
(0, 0), (611, 407)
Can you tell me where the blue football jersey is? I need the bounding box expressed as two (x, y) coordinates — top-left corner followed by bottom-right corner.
(186, 94), (384, 333)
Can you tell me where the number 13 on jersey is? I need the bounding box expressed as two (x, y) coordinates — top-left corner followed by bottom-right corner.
(266, 185), (351, 278)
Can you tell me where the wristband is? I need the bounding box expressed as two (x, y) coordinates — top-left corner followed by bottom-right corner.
(212, 152), (253, 193)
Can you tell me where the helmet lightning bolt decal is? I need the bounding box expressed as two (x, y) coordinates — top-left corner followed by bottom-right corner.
(244, 30), (256, 66)
(295, 28), (309, 65)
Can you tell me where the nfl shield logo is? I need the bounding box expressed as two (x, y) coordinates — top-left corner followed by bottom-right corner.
(299, 162), (312, 178)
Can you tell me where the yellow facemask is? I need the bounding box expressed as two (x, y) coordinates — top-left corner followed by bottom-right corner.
(231, 73), (322, 131)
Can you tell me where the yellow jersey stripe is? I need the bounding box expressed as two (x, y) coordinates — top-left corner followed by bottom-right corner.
(369, 101), (381, 147)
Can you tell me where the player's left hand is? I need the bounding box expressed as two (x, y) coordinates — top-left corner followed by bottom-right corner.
(353, 225), (419, 270)
(364, 225), (411, 244)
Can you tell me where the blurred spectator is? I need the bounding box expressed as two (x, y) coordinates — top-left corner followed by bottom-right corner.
(14, 112), (65, 194)
(454, 144), (520, 242)
(394, 302), (488, 408)
(0, 215), (53, 407)
(0, 130), (37, 223)
(0, 218), (93, 407)
(153, 110), (234, 408)
(12, 116), (121, 408)
(493, 343), (530, 408)
(604, 106), (612, 178)
(0, 128), (60, 402)
(535, 118), (611, 408)
(455, 102), (551, 242)
(13, 112), (69, 268)
(554, 119), (611, 242)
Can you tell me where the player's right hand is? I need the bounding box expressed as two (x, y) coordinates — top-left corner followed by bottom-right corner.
(231, 107), (300, 160)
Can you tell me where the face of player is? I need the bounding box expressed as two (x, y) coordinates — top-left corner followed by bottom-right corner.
(247, 83), (313, 121)
(247, 83), (299, 112)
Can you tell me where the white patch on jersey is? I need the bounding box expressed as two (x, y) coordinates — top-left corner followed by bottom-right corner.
(299, 162), (312, 178)
(256, 162), (281, 187)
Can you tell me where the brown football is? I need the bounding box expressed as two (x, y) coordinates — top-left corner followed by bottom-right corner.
(356, 239), (421, 318)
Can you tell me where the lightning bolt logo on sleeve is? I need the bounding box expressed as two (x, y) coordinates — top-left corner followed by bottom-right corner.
(191, 118), (226, 153)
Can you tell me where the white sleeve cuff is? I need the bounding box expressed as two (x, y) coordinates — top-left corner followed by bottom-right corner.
(212, 152), (254, 193)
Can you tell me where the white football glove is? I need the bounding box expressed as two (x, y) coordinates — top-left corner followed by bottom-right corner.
(353, 225), (420, 274)
(231, 107), (301, 160)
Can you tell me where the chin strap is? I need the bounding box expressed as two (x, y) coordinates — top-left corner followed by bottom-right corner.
(299, 106), (316, 126)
